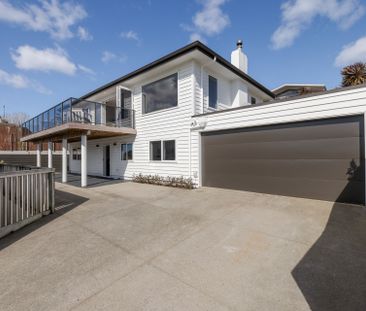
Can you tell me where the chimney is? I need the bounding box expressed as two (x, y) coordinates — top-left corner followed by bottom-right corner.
(231, 40), (248, 73)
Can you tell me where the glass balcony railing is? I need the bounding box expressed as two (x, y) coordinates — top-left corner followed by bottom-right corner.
(22, 97), (135, 137)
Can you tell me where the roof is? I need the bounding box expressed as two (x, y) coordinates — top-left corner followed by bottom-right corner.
(80, 41), (274, 100)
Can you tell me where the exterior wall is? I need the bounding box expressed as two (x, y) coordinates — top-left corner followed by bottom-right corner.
(197, 67), (267, 114)
(69, 61), (199, 183)
(201, 69), (233, 112)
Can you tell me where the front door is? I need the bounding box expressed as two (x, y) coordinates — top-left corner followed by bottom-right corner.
(104, 145), (110, 177)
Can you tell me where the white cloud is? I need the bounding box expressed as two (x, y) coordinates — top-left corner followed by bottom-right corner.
(101, 51), (127, 64)
(185, 0), (230, 42)
(0, 69), (29, 88)
(11, 45), (77, 75)
(271, 0), (365, 49)
(78, 64), (95, 75)
(120, 30), (140, 43)
(0, 68), (51, 94)
(335, 35), (366, 67)
(101, 51), (117, 63)
(77, 26), (92, 41)
(0, 0), (88, 40)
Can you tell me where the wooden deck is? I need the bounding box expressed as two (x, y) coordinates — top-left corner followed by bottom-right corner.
(21, 122), (136, 143)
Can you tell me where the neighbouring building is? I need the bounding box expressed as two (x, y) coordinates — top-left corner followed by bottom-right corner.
(0, 119), (60, 151)
(21, 41), (366, 205)
(272, 84), (327, 99)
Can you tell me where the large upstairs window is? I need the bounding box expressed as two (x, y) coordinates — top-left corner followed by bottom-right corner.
(142, 73), (178, 114)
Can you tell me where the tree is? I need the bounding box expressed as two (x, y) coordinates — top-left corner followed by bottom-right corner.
(341, 62), (366, 87)
(5, 112), (30, 125)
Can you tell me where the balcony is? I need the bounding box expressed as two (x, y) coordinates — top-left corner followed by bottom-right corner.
(21, 98), (136, 142)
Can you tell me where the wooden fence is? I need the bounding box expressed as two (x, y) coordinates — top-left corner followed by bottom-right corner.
(0, 164), (55, 238)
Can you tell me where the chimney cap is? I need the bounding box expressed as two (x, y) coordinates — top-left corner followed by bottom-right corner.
(236, 40), (243, 49)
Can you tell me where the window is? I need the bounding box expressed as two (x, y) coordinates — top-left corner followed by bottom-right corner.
(120, 89), (131, 119)
(251, 96), (257, 105)
(163, 140), (175, 160)
(121, 143), (133, 161)
(150, 140), (176, 161)
(142, 73), (178, 114)
(150, 141), (162, 161)
(208, 76), (218, 109)
(72, 148), (81, 160)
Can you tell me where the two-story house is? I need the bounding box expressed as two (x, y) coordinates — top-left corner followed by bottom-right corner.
(21, 41), (366, 205)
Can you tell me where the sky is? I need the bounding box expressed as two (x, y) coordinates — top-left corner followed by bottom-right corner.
(0, 0), (366, 117)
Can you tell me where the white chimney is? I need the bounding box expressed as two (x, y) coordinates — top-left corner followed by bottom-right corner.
(231, 40), (248, 73)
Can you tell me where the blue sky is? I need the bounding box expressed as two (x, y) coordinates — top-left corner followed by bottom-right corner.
(1, 0), (366, 117)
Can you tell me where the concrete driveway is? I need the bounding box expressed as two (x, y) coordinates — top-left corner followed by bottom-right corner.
(1, 181), (366, 311)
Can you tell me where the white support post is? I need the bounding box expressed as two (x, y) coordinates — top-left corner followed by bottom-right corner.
(81, 134), (88, 187)
(47, 141), (53, 169)
(62, 138), (68, 183)
(36, 143), (41, 167)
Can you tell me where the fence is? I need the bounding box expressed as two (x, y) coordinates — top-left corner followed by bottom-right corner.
(0, 164), (55, 238)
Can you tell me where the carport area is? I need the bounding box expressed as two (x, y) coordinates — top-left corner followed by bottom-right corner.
(1, 182), (366, 310)
(54, 172), (124, 188)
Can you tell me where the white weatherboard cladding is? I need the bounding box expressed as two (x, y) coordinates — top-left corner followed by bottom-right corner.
(201, 69), (232, 112)
(68, 62), (198, 183)
(194, 87), (366, 132)
(126, 62), (195, 180)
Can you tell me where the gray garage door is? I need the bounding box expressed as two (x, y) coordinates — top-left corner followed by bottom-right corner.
(202, 115), (364, 205)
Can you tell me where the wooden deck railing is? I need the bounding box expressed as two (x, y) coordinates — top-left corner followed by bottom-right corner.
(0, 164), (55, 238)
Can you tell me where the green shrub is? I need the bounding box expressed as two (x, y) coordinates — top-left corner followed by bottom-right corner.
(132, 173), (195, 189)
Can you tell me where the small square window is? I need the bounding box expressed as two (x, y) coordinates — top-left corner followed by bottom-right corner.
(251, 96), (257, 105)
(150, 141), (161, 161)
(72, 148), (81, 160)
(121, 143), (133, 161)
(163, 140), (175, 160)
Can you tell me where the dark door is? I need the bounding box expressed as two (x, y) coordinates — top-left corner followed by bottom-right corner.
(202, 115), (364, 205)
(104, 145), (110, 177)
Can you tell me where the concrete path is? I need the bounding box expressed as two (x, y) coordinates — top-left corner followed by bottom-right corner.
(1, 181), (366, 310)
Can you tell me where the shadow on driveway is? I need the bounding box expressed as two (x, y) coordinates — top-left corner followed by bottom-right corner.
(0, 189), (88, 251)
(292, 161), (366, 310)
(54, 173), (125, 188)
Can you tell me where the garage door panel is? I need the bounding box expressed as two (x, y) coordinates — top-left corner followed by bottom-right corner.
(202, 116), (364, 204)
(204, 137), (361, 160)
(204, 173), (363, 204)
(203, 116), (363, 144)
(203, 158), (363, 182)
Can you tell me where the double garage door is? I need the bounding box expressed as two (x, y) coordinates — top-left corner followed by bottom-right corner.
(202, 115), (364, 205)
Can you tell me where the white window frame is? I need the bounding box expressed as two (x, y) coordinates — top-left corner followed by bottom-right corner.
(121, 143), (133, 161)
(142, 73), (178, 114)
(149, 140), (176, 162)
(208, 75), (218, 110)
(72, 148), (81, 161)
